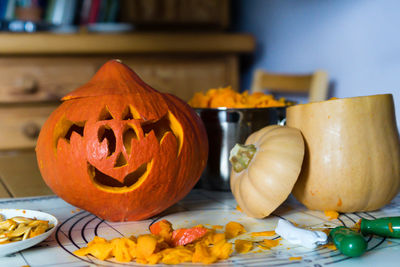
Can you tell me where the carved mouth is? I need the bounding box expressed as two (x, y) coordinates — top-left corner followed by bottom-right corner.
(88, 161), (152, 192)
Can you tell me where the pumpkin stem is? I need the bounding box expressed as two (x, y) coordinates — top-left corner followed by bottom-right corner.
(229, 144), (257, 172)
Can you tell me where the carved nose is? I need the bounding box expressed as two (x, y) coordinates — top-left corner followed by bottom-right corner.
(114, 152), (127, 167)
(98, 126), (116, 156)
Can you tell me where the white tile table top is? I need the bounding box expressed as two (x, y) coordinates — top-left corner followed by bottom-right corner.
(0, 190), (399, 266)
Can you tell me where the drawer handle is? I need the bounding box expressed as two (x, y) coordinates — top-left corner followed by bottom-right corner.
(12, 76), (38, 95)
(22, 122), (41, 139)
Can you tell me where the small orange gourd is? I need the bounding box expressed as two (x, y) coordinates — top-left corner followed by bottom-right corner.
(36, 60), (208, 221)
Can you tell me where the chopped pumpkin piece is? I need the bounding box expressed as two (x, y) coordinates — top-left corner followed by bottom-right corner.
(251, 231), (275, 237)
(160, 247), (193, 265)
(260, 238), (280, 249)
(136, 234), (158, 259)
(210, 239), (233, 260)
(225, 221), (246, 239)
(192, 242), (217, 264)
(188, 86), (287, 108)
(322, 243), (336, 250)
(324, 210), (339, 220)
(212, 225), (223, 230)
(74, 220), (280, 264)
(210, 232), (226, 245)
(146, 253), (162, 265)
(171, 226), (208, 247)
(150, 219), (173, 243)
(200, 231), (226, 247)
(85, 236), (108, 247)
(352, 219), (361, 231)
(111, 237), (136, 262)
(235, 239), (253, 253)
(74, 237), (113, 261)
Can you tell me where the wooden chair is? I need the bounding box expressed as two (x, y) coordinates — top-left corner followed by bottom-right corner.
(250, 69), (329, 102)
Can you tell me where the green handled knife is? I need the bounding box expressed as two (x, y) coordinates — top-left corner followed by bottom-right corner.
(360, 216), (400, 238)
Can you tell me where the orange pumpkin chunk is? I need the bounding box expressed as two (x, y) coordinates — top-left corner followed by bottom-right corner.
(251, 231), (276, 237)
(159, 247), (193, 265)
(225, 221), (246, 239)
(235, 239), (253, 253)
(74, 220), (286, 264)
(324, 210), (339, 220)
(210, 239), (233, 259)
(74, 236), (113, 261)
(150, 219), (173, 243)
(110, 237), (136, 262)
(192, 242), (217, 264)
(260, 238), (280, 248)
(171, 226), (209, 247)
(136, 234), (158, 259)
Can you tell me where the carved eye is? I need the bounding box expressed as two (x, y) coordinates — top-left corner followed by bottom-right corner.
(122, 105), (141, 120)
(98, 107), (113, 121)
(64, 123), (84, 142)
(141, 111), (183, 154)
(53, 116), (85, 153)
(142, 114), (174, 142)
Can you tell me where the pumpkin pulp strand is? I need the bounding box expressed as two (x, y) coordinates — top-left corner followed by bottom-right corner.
(229, 144), (257, 173)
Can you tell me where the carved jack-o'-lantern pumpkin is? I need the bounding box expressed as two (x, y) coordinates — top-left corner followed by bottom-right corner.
(36, 60), (208, 221)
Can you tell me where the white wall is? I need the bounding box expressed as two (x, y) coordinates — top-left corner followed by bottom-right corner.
(235, 0), (400, 128)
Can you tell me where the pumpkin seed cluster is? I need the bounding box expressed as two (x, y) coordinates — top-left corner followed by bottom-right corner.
(0, 214), (53, 244)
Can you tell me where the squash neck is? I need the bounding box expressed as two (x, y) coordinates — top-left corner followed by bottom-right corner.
(229, 144), (257, 172)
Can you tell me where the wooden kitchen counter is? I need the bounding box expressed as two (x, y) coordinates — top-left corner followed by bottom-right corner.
(0, 150), (53, 198)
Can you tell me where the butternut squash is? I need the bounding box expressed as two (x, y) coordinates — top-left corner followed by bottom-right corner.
(286, 94), (400, 212)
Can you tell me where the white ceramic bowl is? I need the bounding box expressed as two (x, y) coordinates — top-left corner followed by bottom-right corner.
(0, 209), (58, 257)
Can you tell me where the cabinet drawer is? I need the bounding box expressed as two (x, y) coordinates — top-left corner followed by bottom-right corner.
(0, 58), (97, 102)
(0, 103), (58, 150)
(0, 55), (238, 103)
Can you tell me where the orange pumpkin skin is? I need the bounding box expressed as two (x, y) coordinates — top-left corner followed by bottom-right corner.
(36, 60), (208, 221)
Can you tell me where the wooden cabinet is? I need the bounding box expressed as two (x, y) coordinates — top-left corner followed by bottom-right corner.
(123, 55), (238, 101)
(0, 33), (254, 198)
(0, 54), (240, 103)
(0, 103), (57, 150)
(0, 58), (97, 103)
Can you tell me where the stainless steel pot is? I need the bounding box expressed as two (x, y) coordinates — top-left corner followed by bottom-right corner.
(195, 107), (286, 191)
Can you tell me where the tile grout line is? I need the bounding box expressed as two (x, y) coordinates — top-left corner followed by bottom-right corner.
(18, 251), (30, 266)
(0, 175), (13, 198)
